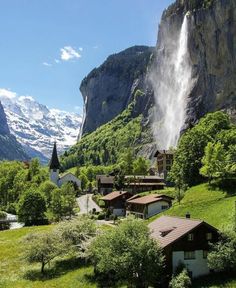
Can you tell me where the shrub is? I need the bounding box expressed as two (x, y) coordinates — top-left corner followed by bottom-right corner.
(169, 269), (191, 288)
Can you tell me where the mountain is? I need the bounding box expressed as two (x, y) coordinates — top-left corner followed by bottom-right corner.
(0, 94), (82, 163)
(0, 102), (28, 161)
(80, 46), (154, 135)
(63, 0), (236, 167)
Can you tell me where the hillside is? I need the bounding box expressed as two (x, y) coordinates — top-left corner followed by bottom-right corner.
(148, 184), (236, 230)
(61, 92), (153, 169)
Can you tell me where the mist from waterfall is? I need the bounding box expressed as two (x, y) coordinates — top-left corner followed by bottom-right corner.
(150, 15), (194, 149)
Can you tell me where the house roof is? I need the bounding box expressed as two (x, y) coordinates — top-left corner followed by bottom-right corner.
(154, 150), (174, 157)
(101, 191), (129, 201)
(49, 142), (60, 169)
(96, 175), (114, 184)
(127, 182), (166, 186)
(148, 215), (216, 248)
(125, 175), (163, 180)
(127, 194), (173, 205)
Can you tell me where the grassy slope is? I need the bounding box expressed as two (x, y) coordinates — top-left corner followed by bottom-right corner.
(148, 184), (236, 230)
(0, 226), (95, 288)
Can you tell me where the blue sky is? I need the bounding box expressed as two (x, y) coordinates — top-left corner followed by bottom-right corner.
(0, 0), (173, 113)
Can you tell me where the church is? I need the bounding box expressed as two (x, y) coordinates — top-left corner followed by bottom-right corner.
(49, 142), (81, 188)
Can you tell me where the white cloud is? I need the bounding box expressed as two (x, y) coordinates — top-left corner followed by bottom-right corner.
(43, 62), (52, 67)
(0, 88), (17, 99)
(79, 47), (83, 51)
(54, 59), (60, 63)
(60, 46), (81, 61)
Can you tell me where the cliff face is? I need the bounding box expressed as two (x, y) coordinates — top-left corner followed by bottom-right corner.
(80, 46), (154, 135)
(0, 102), (10, 135)
(158, 0), (236, 126)
(0, 101), (28, 161)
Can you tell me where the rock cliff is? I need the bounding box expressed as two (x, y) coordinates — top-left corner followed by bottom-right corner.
(158, 0), (236, 126)
(80, 46), (154, 135)
(0, 101), (28, 161)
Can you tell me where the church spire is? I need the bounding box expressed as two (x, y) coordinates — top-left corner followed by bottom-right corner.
(49, 142), (60, 170)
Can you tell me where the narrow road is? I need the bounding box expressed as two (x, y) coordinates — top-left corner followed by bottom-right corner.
(76, 194), (102, 214)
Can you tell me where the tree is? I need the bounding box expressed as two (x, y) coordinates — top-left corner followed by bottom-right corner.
(133, 157), (149, 175)
(169, 269), (191, 288)
(89, 218), (164, 287)
(208, 230), (236, 272)
(50, 188), (64, 221)
(169, 112), (231, 187)
(200, 142), (226, 183)
(60, 182), (77, 218)
(56, 216), (97, 257)
(113, 170), (125, 190)
(80, 173), (88, 192)
(18, 189), (47, 225)
(39, 181), (58, 206)
(23, 231), (65, 273)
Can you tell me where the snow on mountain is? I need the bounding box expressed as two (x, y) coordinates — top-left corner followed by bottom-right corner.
(0, 90), (82, 163)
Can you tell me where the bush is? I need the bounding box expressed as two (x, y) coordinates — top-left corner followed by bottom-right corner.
(97, 212), (106, 220)
(169, 269), (191, 288)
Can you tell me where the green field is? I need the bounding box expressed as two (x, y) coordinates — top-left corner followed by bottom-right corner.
(1, 183), (236, 287)
(0, 226), (96, 288)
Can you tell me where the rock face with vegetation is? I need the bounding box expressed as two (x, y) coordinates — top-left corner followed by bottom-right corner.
(65, 0), (236, 166)
(0, 102), (28, 161)
(80, 46), (154, 135)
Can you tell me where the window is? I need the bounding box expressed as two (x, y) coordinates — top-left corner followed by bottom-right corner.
(184, 251), (195, 260)
(206, 232), (212, 240)
(161, 205), (169, 210)
(203, 250), (208, 259)
(187, 233), (194, 241)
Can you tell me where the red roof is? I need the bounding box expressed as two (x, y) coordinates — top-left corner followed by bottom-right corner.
(101, 191), (129, 201)
(149, 216), (215, 248)
(127, 194), (173, 205)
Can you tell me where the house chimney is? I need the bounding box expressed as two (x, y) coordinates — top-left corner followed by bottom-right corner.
(186, 212), (190, 219)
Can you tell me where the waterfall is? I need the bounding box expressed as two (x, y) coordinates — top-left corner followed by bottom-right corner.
(150, 15), (194, 149)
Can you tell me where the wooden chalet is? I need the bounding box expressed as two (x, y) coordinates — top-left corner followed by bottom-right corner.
(149, 215), (218, 278)
(100, 191), (132, 216)
(126, 194), (173, 219)
(96, 175), (115, 195)
(125, 175), (165, 193)
(154, 150), (174, 178)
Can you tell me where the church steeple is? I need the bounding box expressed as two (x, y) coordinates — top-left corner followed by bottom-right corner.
(49, 142), (60, 170)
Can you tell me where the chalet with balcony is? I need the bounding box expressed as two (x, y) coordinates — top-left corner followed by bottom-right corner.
(149, 215), (218, 278)
(100, 191), (132, 216)
(126, 194), (173, 219)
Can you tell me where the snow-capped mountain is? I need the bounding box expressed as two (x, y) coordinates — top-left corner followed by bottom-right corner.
(0, 92), (82, 163)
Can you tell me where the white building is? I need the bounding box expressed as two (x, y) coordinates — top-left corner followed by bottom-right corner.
(149, 215), (218, 278)
(126, 194), (173, 219)
(49, 142), (81, 188)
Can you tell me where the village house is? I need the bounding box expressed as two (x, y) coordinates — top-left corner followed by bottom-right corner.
(49, 142), (81, 188)
(126, 194), (173, 219)
(149, 215), (218, 278)
(100, 191), (132, 216)
(96, 175), (114, 195)
(96, 175), (165, 195)
(154, 150), (174, 178)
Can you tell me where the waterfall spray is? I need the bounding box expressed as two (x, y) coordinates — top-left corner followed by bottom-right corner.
(150, 14), (194, 149)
